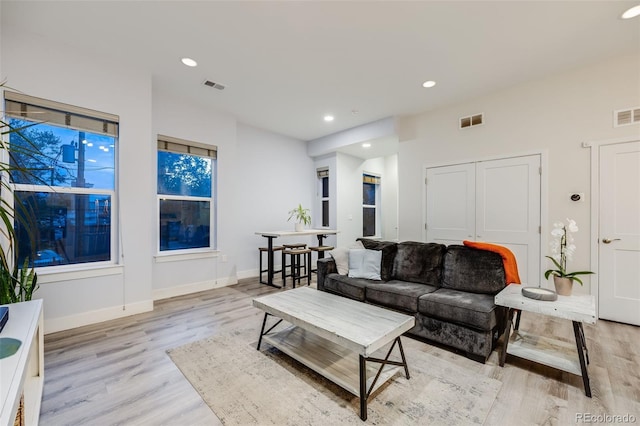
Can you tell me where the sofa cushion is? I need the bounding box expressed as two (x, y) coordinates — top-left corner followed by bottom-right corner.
(366, 281), (438, 313)
(348, 249), (382, 280)
(441, 245), (506, 294)
(322, 273), (369, 301)
(357, 238), (397, 281)
(329, 240), (365, 275)
(392, 241), (446, 286)
(418, 288), (499, 331)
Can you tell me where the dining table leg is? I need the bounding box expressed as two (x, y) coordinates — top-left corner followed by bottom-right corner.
(263, 235), (282, 289)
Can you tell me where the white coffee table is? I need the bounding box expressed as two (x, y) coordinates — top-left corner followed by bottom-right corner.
(495, 284), (596, 396)
(253, 287), (415, 421)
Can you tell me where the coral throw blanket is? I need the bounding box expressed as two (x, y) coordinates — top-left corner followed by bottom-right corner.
(463, 241), (521, 285)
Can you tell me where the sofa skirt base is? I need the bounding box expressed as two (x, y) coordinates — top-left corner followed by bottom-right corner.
(411, 314), (497, 362)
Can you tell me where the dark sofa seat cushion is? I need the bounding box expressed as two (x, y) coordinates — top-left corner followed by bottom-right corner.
(418, 288), (499, 331)
(366, 281), (438, 313)
(442, 245), (506, 294)
(392, 241), (446, 286)
(322, 273), (369, 301)
(357, 238), (397, 281)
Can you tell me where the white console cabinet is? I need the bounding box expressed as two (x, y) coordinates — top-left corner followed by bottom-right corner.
(0, 300), (44, 426)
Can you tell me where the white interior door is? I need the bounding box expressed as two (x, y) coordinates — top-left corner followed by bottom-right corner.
(426, 155), (541, 285)
(426, 163), (475, 245)
(599, 141), (640, 326)
(476, 156), (541, 285)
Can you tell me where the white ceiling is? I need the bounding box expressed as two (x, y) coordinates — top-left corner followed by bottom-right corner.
(2, 1), (639, 143)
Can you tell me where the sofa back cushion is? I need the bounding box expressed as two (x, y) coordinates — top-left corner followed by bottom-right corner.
(357, 238), (397, 281)
(442, 245), (506, 294)
(392, 241), (446, 286)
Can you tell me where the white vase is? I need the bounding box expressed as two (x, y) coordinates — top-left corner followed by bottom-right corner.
(295, 223), (304, 232)
(553, 275), (573, 296)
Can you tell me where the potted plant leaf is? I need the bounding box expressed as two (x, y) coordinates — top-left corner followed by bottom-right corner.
(288, 204), (311, 232)
(1, 81), (40, 304)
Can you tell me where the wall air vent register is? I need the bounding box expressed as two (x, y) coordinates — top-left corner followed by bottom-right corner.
(614, 107), (640, 127)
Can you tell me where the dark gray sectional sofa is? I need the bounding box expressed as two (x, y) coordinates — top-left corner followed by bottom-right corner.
(316, 239), (508, 362)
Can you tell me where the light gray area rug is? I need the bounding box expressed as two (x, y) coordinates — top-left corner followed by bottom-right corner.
(167, 330), (501, 425)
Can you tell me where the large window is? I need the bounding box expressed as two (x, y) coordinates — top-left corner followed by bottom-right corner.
(317, 168), (329, 227)
(157, 135), (216, 252)
(363, 174), (380, 237)
(4, 92), (118, 268)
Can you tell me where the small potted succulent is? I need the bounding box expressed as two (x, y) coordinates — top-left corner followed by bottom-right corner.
(288, 204), (311, 232)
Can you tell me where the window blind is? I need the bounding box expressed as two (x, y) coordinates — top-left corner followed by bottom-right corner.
(363, 174), (381, 184)
(4, 91), (119, 137)
(157, 134), (217, 159)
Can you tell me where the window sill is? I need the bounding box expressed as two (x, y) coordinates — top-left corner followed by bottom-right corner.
(37, 264), (124, 284)
(154, 250), (220, 263)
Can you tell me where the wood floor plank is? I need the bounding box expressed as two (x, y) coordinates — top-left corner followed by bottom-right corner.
(40, 279), (640, 425)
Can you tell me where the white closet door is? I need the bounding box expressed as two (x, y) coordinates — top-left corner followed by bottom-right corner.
(426, 163), (475, 245)
(475, 156), (541, 285)
(598, 141), (640, 326)
(426, 155), (541, 285)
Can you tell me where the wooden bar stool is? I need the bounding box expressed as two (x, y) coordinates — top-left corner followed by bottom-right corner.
(259, 246), (284, 284)
(309, 245), (334, 273)
(283, 247), (311, 288)
(282, 243), (307, 281)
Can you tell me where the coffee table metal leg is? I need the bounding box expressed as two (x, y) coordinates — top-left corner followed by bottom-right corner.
(572, 321), (592, 397)
(257, 313), (268, 350)
(359, 354), (367, 421)
(256, 313), (283, 351)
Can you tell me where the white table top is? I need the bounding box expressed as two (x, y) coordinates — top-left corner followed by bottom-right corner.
(255, 229), (338, 237)
(495, 284), (596, 324)
(253, 287), (415, 357)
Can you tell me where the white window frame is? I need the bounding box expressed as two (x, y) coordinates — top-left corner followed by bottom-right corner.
(156, 135), (217, 256)
(4, 92), (119, 271)
(362, 173), (381, 238)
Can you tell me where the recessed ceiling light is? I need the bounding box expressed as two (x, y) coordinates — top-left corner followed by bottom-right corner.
(362, 143), (371, 148)
(324, 115), (334, 122)
(422, 80), (436, 88)
(622, 5), (640, 19)
(181, 57), (198, 67)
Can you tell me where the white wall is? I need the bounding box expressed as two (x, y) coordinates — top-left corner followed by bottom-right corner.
(234, 123), (315, 275)
(397, 53), (640, 294)
(383, 154), (399, 241)
(313, 154), (338, 249)
(2, 30), (155, 331)
(2, 28), (315, 332)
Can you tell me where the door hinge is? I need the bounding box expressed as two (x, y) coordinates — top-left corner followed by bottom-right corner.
(539, 225), (542, 234)
(425, 177), (428, 185)
(425, 223), (428, 230)
(538, 166), (542, 175)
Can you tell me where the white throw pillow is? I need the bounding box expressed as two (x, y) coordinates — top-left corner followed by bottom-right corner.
(329, 240), (364, 275)
(348, 248), (382, 280)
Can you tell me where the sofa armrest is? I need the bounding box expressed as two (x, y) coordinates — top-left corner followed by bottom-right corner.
(317, 257), (337, 292)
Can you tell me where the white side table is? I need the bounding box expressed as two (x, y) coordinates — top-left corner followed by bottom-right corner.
(495, 284), (596, 397)
(0, 300), (44, 426)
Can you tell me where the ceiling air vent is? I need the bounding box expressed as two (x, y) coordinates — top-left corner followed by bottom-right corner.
(204, 80), (225, 91)
(459, 113), (483, 129)
(614, 107), (640, 127)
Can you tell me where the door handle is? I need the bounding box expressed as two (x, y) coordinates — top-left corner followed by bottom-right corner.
(602, 238), (621, 244)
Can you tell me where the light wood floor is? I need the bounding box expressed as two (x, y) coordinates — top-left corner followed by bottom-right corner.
(40, 278), (640, 425)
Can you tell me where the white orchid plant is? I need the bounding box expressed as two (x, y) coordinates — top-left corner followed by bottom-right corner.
(544, 218), (594, 285)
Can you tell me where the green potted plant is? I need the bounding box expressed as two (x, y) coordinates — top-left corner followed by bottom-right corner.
(544, 218), (594, 296)
(288, 204), (311, 232)
(1, 81), (39, 304)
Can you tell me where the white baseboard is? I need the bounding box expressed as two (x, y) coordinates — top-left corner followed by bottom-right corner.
(238, 268), (260, 280)
(44, 274), (247, 334)
(152, 277), (238, 301)
(44, 299), (154, 334)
